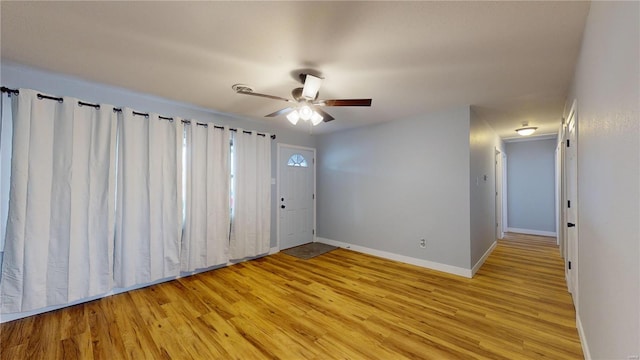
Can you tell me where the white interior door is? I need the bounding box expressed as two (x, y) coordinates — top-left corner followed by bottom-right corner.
(565, 103), (578, 304)
(278, 145), (315, 250)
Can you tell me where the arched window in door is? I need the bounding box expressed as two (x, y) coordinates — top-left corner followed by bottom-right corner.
(287, 153), (308, 167)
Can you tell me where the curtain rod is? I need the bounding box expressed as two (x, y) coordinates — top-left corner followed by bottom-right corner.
(1, 86), (276, 139)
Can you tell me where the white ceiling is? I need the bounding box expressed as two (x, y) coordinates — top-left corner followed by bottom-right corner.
(0, 1), (589, 137)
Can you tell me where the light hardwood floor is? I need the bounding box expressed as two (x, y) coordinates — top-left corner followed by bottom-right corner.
(0, 233), (583, 359)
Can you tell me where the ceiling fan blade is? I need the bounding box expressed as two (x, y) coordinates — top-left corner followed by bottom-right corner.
(316, 99), (372, 107)
(314, 107), (335, 122)
(265, 107), (294, 117)
(302, 74), (323, 100)
(236, 89), (293, 103)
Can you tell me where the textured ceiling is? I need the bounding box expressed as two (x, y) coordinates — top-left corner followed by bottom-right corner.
(0, 1), (590, 137)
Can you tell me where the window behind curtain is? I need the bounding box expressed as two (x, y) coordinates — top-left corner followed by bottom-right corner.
(0, 93), (13, 266)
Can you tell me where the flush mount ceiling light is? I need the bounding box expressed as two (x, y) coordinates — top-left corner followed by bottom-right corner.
(515, 122), (538, 136)
(232, 72), (372, 127)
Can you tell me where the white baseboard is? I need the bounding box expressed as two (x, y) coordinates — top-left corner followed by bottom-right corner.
(506, 227), (557, 237)
(315, 237), (472, 278)
(269, 246), (279, 255)
(472, 241), (497, 276)
(576, 313), (591, 360)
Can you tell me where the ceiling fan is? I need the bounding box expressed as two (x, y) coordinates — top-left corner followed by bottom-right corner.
(232, 73), (372, 126)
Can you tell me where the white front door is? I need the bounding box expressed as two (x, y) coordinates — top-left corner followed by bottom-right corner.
(278, 145), (315, 250)
(565, 102), (579, 304)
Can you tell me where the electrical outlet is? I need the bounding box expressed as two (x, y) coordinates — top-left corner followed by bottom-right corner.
(419, 239), (426, 248)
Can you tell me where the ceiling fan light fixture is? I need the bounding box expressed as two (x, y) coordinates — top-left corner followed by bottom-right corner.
(299, 105), (313, 121)
(286, 110), (300, 125)
(515, 126), (538, 136)
(310, 111), (324, 126)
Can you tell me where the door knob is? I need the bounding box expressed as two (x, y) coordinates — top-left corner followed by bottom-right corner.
(281, 205), (286, 209)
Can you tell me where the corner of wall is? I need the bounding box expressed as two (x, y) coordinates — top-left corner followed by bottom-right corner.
(471, 240), (497, 276)
(468, 114), (501, 269)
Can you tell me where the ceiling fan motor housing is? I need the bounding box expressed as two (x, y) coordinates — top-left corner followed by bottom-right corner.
(291, 87), (318, 101)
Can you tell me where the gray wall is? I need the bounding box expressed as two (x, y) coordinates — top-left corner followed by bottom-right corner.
(506, 138), (557, 233)
(316, 106), (471, 268)
(1, 62), (317, 249)
(565, 2), (639, 358)
(469, 112), (504, 267)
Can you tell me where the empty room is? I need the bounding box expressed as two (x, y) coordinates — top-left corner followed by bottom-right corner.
(0, 2), (638, 359)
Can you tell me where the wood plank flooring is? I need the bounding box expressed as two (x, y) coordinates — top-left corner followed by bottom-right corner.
(0, 233), (583, 359)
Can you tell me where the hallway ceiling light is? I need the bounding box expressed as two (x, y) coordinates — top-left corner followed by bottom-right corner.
(515, 122), (538, 136)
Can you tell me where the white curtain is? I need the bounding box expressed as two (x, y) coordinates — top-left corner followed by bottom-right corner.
(229, 130), (271, 259)
(114, 109), (182, 288)
(0, 89), (117, 313)
(181, 123), (230, 271)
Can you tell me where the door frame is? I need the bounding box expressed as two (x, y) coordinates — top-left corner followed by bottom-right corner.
(276, 143), (317, 251)
(495, 148), (505, 240)
(502, 153), (508, 236)
(555, 140), (563, 248)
